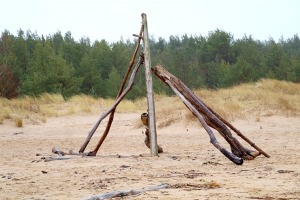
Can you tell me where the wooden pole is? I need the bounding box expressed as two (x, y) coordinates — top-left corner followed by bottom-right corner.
(141, 13), (158, 156)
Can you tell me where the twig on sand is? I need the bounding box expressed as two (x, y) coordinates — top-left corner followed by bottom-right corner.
(43, 157), (70, 162)
(82, 183), (170, 200)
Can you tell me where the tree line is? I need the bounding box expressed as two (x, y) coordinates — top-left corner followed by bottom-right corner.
(0, 29), (299, 99)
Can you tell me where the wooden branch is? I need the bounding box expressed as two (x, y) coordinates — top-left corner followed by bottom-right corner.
(79, 55), (144, 154)
(142, 13), (158, 157)
(82, 183), (170, 200)
(164, 69), (268, 158)
(164, 79), (243, 165)
(79, 25), (144, 154)
(199, 103), (269, 158)
(153, 65), (267, 162)
(43, 157), (70, 162)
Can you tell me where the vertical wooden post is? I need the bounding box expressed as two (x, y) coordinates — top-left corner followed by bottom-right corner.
(141, 13), (158, 156)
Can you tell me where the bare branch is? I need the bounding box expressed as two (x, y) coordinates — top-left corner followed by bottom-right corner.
(82, 183), (170, 200)
(153, 65), (268, 164)
(79, 55), (144, 154)
(79, 24), (144, 155)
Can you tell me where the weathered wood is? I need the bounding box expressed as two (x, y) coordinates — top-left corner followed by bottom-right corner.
(52, 146), (64, 157)
(142, 13), (158, 157)
(78, 25), (144, 154)
(78, 55), (144, 155)
(43, 157), (70, 162)
(199, 104), (269, 158)
(153, 65), (267, 163)
(169, 73), (267, 158)
(164, 79), (243, 165)
(82, 183), (170, 200)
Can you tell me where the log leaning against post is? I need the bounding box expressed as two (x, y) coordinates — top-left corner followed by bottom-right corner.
(153, 65), (269, 165)
(78, 24), (144, 155)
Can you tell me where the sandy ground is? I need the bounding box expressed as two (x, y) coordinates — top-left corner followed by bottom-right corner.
(0, 112), (299, 200)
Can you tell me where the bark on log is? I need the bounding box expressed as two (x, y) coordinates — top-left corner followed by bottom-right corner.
(153, 65), (264, 163)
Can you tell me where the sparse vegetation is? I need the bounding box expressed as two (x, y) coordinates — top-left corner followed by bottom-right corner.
(15, 117), (23, 127)
(0, 79), (299, 126)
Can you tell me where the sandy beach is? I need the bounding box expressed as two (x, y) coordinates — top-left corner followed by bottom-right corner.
(0, 112), (299, 199)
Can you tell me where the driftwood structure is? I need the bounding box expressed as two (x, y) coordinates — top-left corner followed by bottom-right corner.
(46, 13), (269, 165)
(152, 65), (269, 165)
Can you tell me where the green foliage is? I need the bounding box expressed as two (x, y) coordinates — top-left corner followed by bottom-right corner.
(77, 53), (103, 96)
(0, 29), (299, 99)
(106, 67), (122, 97)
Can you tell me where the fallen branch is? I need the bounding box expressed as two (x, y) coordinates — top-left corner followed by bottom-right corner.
(78, 55), (144, 155)
(164, 79), (243, 165)
(79, 25), (144, 155)
(43, 157), (70, 162)
(165, 68), (269, 158)
(153, 65), (267, 164)
(202, 104), (269, 157)
(82, 183), (170, 200)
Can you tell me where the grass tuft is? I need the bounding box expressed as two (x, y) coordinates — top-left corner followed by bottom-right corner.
(15, 117), (23, 127)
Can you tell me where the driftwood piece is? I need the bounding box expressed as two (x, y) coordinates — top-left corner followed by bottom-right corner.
(142, 13), (159, 156)
(199, 103), (269, 158)
(79, 25), (144, 155)
(37, 147), (73, 162)
(43, 157), (70, 162)
(51, 146), (88, 156)
(153, 65), (267, 164)
(82, 183), (170, 200)
(165, 70), (267, 158)
(78, 55), (144, 155)
(165, 79), (243, 164)
(52, 146), (64, 157)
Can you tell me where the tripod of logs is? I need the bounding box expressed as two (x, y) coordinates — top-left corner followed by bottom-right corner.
(47, 19), (269, 165)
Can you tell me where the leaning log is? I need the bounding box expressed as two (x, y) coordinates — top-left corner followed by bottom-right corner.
(79, 25), (144, 155)
(153, 65), (266, 164)
(79, 55), (145, 155)
(164, 79), (243, 165)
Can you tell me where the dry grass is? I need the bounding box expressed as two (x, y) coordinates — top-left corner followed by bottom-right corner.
(155, 79), (300, 126)
(0, 79), (299, 127)
(15, 117), (23, 127)
(0, 93), (147, 126)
